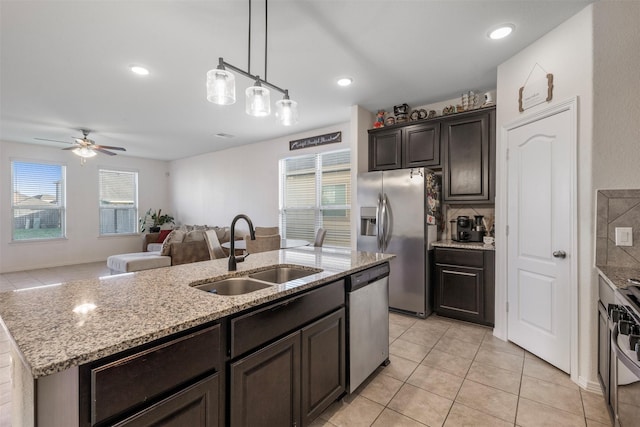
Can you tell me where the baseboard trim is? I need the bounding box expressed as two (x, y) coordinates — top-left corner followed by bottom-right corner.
(578, 376), (602, 394)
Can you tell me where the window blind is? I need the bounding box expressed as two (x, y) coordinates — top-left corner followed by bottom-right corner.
(11, 160), (65, 241)
(99, 169), (138, 235)
(280, 149), (351, 247)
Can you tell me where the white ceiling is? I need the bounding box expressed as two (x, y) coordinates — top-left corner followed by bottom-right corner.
(0, 0), (593, 161)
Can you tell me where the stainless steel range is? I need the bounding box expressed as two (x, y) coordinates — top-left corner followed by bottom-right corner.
(610, 282), (640, 426)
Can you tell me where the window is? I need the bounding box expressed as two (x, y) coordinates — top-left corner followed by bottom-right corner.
(11, 160), (66, 241)
(280, 149), (351, 247)
(99, 169), (138, 235)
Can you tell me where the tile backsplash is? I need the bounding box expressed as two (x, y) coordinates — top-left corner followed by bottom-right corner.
(596, 189), (640, 267)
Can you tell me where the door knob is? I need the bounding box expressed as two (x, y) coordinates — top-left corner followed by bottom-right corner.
(553, 250), (567, 259)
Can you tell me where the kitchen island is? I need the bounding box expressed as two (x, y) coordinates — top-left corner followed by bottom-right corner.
(0, 246), (393, 427)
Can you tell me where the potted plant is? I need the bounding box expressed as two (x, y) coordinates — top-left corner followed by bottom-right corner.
(139, 208), (175, 233)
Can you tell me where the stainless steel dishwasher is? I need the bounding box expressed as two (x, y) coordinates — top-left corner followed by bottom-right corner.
(346, 262), (390, 393)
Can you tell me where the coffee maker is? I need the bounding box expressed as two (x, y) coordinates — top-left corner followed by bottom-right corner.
(452, 215), (486, 242)
(469, 215), (486, 242)
(453, 216), (473, 242)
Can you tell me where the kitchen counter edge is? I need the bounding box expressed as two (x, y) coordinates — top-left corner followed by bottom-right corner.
(432, 240), (496, 251)
(0, 247), (394, 378)
(596, 264), (640, 290)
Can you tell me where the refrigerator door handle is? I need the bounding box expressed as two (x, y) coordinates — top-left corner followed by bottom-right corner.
(381, 193), (389, 251)
(377, 193), (383, 250)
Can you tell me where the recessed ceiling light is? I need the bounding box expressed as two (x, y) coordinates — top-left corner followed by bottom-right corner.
(130, 65), (150, 76)
(488, 24), (515, 40)
(337, 77), (353, 87)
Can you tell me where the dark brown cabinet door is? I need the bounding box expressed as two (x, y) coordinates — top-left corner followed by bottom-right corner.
(435, 264), (484, 324)
(442, 108), (495, 203)
(369, 128), (402, 170)
(230, 331), (301, 427)
(114, 374), (220, 427)
(402, 122), (440, 168)
(301, 308), (346, 426)
(434, 248), (494, 326)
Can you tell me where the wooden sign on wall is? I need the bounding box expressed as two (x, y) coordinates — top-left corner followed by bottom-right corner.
(518, 63), (554, 112)
(289, 131), (342, 151)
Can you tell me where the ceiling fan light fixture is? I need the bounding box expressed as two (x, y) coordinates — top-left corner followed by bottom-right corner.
(275, 92), (298, 126)
(72, 147), (97, 158)
(246, 80), (271, 117)
(207, 61), (236, 105)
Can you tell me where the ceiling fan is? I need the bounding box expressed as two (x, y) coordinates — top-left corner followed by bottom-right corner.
(35, 129), (126, 158)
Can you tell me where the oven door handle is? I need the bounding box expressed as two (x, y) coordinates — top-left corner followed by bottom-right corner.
(612, 322), (640, 377)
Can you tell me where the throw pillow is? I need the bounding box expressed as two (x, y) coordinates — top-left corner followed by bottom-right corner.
(184, 229), (206, 242)
(156, 229), (172, 243)
(161, 230), (186, 256)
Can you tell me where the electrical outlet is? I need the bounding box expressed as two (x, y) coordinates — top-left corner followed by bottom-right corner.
(615, 227), (633, 247)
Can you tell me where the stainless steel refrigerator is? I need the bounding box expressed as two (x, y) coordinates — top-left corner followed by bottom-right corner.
(357, 167), (440, 318)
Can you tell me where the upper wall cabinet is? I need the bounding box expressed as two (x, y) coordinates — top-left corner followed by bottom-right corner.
(441, 107), (495, 203)
(403, 122), (441, 168)
(368, 128), (402, 170)
(369, 121), (441, 171)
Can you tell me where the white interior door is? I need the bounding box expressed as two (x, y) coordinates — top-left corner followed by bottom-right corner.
(506, 101), (576, 373)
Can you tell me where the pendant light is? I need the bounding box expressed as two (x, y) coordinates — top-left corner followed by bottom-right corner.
(206, 60), (236, 105)
(246, 79), (271, 116)
(275, 91), (298, 126)
(206, 0), (297, 125)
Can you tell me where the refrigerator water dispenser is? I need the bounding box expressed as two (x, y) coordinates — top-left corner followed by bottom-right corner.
(360, 207), (377, 236)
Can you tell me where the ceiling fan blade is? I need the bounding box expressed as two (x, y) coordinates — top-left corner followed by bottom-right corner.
(35, 137), (73, 144)
(94, 147), (117, 156)
(61, 146), (78, 151)
(94, 145), (126, 151)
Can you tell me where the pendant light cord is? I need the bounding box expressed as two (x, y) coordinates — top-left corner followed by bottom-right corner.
(248, 0), (252, 74)
(264, 0), (268, 82)
(247, 0), (268, 82)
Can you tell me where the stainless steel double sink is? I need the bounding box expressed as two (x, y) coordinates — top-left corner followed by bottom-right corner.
(193, 265), (322, 296)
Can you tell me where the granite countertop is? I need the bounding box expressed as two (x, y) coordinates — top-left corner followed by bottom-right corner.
(0, 247), (393, 378)
(432, 240), (496, 251)
(596, 265), (640, 290)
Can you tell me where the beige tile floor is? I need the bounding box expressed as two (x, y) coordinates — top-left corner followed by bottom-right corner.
(314, 313), (613, 427)
(0, 262), (613, 427)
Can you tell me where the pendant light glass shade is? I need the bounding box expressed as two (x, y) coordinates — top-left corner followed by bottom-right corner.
(245, 84), (271, 117)
(206, 68), (236, 105)
(275, 97), (298, 126)
(72, 147), (97, 158)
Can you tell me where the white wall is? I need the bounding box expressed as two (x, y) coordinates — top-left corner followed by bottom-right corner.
(168, 123), (351, 234)
(496, 2), (640, 390)
(592, 1), (640, 189)
(0, 141), (170, 273)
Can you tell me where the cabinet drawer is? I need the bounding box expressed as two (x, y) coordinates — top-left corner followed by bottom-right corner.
(435, 248), (484, 268)
(90, 324), (221, 425)
(231, 281), (345, 358)
(113, 373), (220, 427)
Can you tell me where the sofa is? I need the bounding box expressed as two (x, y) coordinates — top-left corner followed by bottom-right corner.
(107, 226), (246, 274)
(143, 231), (209, 265)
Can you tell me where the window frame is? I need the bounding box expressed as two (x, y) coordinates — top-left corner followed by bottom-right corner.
(98, 168), (139, 236)
(10, 158), (67, 242)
